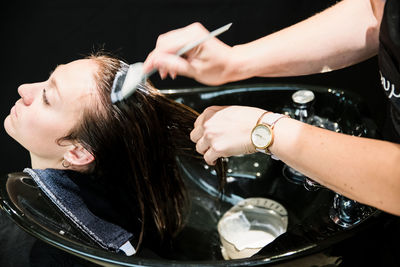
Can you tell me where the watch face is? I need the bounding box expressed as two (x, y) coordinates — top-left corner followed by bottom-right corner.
(251, 124), (272, 148)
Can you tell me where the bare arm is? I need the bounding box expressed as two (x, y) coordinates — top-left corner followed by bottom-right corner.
(190, 106), (400, 216)
(228, 0), (386, 80)
(272, 116), (400, 215)
(144, 0), (386, 85)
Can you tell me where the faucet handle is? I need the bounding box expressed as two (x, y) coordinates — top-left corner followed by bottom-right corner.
(292, 90), (315, 107)
(291, 90), (315, 122)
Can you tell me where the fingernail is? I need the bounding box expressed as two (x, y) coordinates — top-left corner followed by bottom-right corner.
(159, 71), (165, 80)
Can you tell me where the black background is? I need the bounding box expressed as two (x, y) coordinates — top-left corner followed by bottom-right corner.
(0, 1), (398, 266)
(0, 0), (385, 174)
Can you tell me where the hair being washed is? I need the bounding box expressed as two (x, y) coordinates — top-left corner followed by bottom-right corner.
(59, 52), (226, 248)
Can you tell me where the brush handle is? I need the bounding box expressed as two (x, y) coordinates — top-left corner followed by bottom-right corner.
(175, 23), (232, 56)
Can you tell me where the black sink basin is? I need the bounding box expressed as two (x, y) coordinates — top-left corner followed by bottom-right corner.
(0, 84), (383, 266)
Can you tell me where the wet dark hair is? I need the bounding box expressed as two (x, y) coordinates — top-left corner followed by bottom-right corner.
(60, 53), (226, 248)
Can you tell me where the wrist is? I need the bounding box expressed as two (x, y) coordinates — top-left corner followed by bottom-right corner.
(226, 45), (255, 82)
(267, 114), (291, 155)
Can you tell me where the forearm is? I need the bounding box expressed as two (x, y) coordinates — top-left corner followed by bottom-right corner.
(271, 117), (400, 215)
(226, 0), (384, 81)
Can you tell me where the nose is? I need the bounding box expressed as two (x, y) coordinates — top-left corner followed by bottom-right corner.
(18, 83), (37, 106)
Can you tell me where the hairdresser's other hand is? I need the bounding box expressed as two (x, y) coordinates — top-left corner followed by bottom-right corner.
(190, 105), (266, 165)
(143, 22), (235, 86)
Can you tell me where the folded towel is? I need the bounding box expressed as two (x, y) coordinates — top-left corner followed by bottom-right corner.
(23, 168), (136, 256)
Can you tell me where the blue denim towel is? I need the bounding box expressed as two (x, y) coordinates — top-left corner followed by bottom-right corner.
(23, 168), (136, 256)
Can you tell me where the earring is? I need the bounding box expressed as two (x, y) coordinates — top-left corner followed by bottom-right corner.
(62, 160), (71, 168)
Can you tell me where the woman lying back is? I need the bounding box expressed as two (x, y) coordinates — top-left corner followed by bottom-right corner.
(3, 52), (226, 249)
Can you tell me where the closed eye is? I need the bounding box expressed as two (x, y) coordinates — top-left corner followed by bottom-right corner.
(42, 89), (50, 106)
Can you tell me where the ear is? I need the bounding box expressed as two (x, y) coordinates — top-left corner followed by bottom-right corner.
(63, 144), (94, 167)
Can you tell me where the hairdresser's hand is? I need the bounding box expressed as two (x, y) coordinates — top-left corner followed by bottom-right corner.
(143, 22), (235, 86)
(190, 105), (266, 165)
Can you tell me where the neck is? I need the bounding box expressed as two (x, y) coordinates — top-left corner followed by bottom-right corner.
(29, 152), (62, 170)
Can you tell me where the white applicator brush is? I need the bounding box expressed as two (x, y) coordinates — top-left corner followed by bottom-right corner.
(111, 23), (232, 104)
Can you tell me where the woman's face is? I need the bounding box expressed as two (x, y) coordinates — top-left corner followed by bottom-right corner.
(4, 59), (99, 165)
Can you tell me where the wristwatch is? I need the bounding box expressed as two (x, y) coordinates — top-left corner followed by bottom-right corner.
(251, 112), (288, 160)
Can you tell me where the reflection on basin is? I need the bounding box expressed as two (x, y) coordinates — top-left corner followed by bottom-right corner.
(0, 84), (383, 266)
